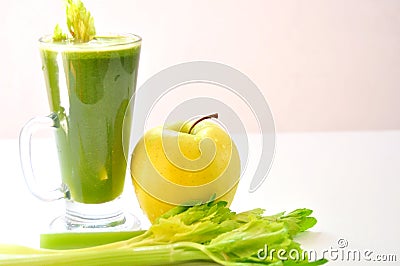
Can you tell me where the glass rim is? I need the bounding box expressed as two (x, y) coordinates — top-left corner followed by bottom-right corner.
(38, 32), (142, 51)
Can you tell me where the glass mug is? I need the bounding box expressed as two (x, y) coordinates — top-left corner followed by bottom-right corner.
(19, 33), (141, 230)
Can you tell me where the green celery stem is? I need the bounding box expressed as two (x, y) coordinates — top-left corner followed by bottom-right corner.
(40, 230), (146, 250)
(0, 243), (213, 266)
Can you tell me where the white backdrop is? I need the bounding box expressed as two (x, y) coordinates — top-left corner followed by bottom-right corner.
(1, 0), (400, 138)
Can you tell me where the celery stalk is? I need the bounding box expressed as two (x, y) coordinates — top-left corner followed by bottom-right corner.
(52, 0), (96, 42)
(40, 230), (145, 250)
(0, 201), (328, 265)
(0, 244), (212, 266)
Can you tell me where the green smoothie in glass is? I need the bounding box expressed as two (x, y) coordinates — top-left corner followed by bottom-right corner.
(39, 35), (141, 204)
(19, 0), (142, 230)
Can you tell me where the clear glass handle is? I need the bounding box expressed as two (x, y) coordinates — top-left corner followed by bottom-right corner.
(19, 113), (66, 202)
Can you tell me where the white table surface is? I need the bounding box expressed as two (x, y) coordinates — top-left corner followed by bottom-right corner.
(0, 131), (399, 265)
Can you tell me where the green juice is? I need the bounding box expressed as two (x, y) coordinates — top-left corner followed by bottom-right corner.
(40, 35), (141, 204)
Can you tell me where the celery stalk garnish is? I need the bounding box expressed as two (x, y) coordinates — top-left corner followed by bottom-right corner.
(0, 201), (328, 265)
(52, 0), (96, 42)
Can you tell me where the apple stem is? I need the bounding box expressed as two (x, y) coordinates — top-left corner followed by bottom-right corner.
(188, 113), (219, 134)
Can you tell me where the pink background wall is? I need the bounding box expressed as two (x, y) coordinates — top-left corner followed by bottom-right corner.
(1, 0), (399, 137)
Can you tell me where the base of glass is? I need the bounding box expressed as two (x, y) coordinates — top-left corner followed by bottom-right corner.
(49, 197), (140, 231)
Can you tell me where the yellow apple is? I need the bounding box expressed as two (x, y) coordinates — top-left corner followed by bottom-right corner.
(130, 114), (241, 223)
